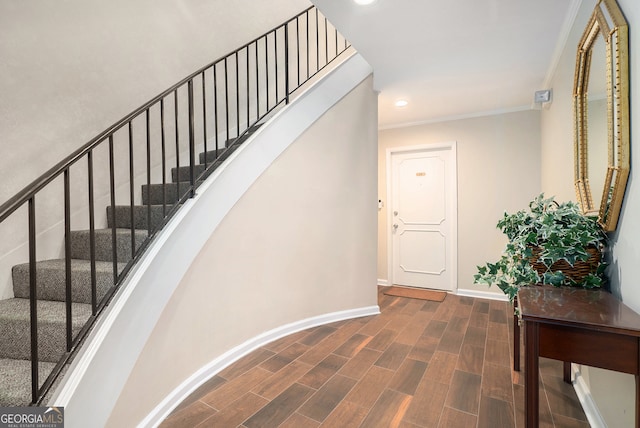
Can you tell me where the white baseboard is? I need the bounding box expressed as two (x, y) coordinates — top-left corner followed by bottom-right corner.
(572, 365), (606, 428)
(456, 288), (509, 301)
(139, 305), (380, 428)
(377, 279), (388, 286)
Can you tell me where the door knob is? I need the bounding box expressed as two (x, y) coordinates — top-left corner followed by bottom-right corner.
(394, 211), (398, 216)
(393, 224), (398, 229)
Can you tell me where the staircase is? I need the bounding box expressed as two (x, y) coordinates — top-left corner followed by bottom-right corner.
(0, 130), (257, 407)
(0, 5), (350, 408)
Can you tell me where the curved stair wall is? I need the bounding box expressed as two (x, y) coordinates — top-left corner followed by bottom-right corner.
(49, 53), (377, 428)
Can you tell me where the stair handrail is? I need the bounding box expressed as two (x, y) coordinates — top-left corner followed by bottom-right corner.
(0, 5), (338, 223)
(0, 5), (351, 405)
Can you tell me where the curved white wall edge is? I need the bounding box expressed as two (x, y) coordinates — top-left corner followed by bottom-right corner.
(49, 52), (373, 428)
(455, 288), (508, 302)
(572, 364), (606, 428)
(139, 305), (380, 428)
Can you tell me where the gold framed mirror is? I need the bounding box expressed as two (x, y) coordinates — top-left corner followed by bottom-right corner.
(574, 0), (629, 232)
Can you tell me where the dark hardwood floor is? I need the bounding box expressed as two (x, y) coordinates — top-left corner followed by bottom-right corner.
(159, 287), (589, 427)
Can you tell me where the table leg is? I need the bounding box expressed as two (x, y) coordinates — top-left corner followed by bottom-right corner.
(563, 362), (571, 384)
(636, 375), (639, 428)
(525, 321), (539, 428)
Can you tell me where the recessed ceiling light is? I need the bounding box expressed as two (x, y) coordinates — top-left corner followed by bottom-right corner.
(395, 100), (408, 108)
(354, 0), (376, 5)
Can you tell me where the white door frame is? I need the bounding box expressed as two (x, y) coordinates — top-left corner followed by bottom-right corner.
(386, 142), (458, 291)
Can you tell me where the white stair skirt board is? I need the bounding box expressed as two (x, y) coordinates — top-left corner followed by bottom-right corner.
(140, 305), (380, 428)
(456, 288), (509, 302)
(49, 52), (374, 427)
(377, 279), (389, 286)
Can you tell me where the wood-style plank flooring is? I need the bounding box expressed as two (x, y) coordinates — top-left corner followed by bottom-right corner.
(159, 288), (589, 427)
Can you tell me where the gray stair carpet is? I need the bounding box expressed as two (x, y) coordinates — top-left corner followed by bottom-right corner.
(142, 181), (202, 205)
(199, 144), (241, 164)
(0, 299), (91, 362)
(70, 228), (148, 263)
(172, 136), (246, 182)
(107, 205), (168, 230)
(171, 161), (222, 183)
(12, 259), (125, 304)
(0, 359), (56, 406)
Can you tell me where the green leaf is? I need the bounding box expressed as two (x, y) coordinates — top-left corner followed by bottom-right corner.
(580, 273), (603, 289)
(543, 271), (565, 286)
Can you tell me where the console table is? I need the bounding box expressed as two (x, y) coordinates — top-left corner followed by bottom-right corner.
(516, 285), (640, 427)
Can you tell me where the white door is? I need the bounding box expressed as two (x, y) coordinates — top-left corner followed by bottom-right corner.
(388, 143), (457, 291)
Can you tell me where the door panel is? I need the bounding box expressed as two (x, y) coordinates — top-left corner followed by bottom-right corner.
(397, 157), (445, 225)
(398, 229), (446, 275)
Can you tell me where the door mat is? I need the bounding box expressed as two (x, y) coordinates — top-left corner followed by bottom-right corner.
(383, 286), (447, 302)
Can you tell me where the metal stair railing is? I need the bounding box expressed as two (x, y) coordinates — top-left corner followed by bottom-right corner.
(0, 5), (351, 405)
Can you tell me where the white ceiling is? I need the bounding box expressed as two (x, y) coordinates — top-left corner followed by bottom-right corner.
(312, 0), (580, 129)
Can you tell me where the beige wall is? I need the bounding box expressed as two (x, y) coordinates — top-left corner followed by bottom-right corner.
(378, 110), (541, 296)
(106, 76), (378, 426)
(541, 0), (640, 426)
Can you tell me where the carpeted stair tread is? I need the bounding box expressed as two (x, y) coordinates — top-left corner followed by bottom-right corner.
(141, 181), (202, 205)
(198, 144), (241, 165)
(70, 228), (148, 263)
(12, 259), (124, 304)
(0, 298), (91, 362)
(171, 162), (222, 183)
(198, 148), (223, 165)
(106, 205), (167, 230)
(0, 358), (56, 406)
(194, 126), (261, 169)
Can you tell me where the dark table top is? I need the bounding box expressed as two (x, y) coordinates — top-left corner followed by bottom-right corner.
(517, 285), (640, 337)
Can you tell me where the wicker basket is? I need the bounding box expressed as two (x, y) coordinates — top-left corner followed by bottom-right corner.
(529, 245), (601, 283)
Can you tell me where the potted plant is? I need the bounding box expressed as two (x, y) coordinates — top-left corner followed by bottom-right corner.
(474, 193), (607, 302)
